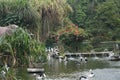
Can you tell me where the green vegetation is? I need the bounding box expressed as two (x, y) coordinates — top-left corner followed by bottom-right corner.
(0, 0), (120, 79)
(0, 28), (46, 67)
(68, 0), (120, 51)
(57, 24), (88, 52)
(0, 0), (119, 51)
(0, 0), (119, 61)
(0, 0), (72, 41)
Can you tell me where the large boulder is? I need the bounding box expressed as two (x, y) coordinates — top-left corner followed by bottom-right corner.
(0, 24), (18, 36)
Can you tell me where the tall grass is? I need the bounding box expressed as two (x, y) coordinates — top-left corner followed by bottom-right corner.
(0, 27), (46, 67)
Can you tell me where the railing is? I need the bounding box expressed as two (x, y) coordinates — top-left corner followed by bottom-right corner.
(64, 51), (112, 57)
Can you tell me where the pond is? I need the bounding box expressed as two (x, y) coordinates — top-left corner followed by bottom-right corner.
(41, 57), (120, 80)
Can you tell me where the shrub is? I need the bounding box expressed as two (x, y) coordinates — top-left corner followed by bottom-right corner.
(0, 27), (47, 67)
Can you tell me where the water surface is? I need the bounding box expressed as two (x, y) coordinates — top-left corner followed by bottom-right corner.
(42, 58), (120, 80)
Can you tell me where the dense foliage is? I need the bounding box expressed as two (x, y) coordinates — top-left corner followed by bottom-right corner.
(0, 0), (72, 41)
(0, 0), (120, 57)
(57, 24), (88, 52)
(0, 0), (120, 79)
(68, 0), (120, 51)
(0, 28), (46, 67)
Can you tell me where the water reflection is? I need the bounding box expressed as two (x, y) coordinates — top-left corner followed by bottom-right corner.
(16, 68), (33, 80)
(42, 58), (120, 80)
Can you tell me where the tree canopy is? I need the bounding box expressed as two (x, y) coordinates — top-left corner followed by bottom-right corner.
(0, 0), (120, 52)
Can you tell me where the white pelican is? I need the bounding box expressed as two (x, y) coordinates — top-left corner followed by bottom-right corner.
(79, 76), (89, 80)
(87, 69), (95, 78)
(34, 73), (46, 80)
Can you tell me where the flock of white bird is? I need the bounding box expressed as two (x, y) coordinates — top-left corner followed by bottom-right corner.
(33, 69), (95, 80)
(0, 63), (95, 80)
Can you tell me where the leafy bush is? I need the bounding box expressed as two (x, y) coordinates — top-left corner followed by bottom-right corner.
(0, 27), (47, 67)
(57, 24), (88, 52)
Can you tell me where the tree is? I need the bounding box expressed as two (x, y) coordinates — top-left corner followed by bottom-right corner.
(35, 0), (72, 41)
(57, 23), (88, 52)
(0, 0), (72, 41)
(68, 0), (120, 50)
(89, 0), (120, 42)
(68, 0), (88, 28)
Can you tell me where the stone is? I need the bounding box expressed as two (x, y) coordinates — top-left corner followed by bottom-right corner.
(0, 24), (18, 36)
